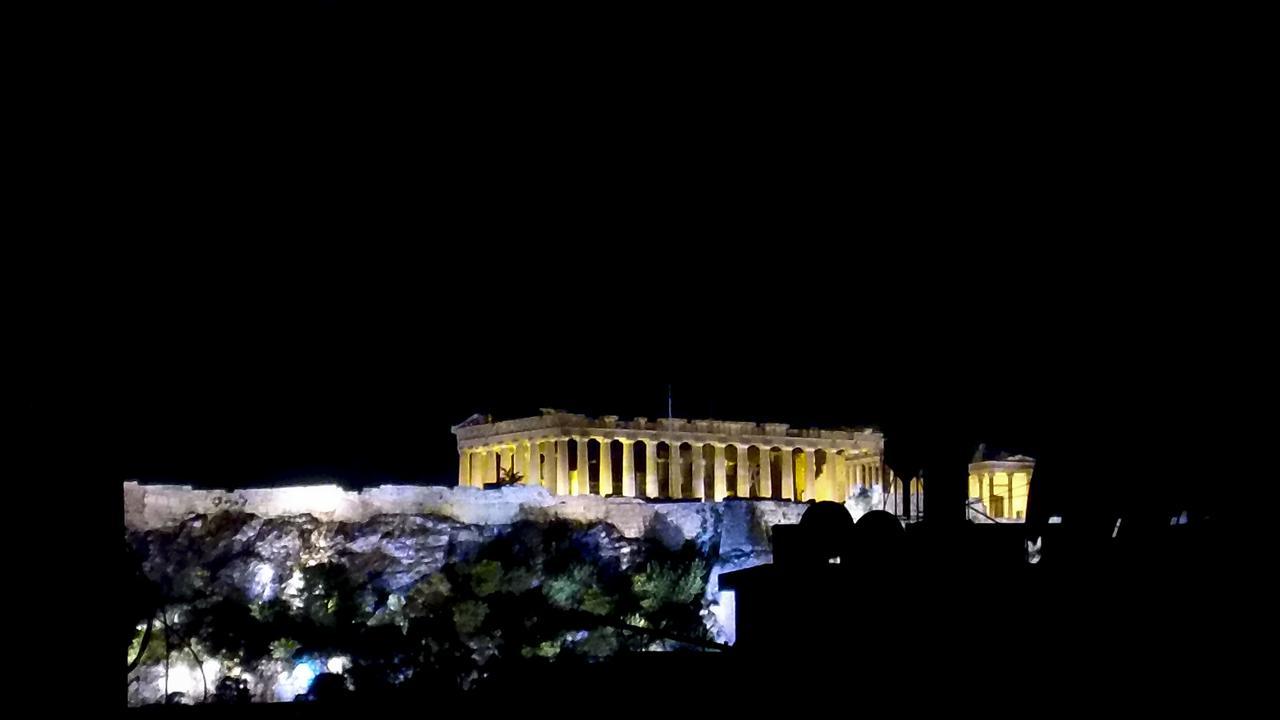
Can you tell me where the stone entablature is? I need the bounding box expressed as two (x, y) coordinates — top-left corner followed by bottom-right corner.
(453, 410), (881, 453)
(452, 410), (891, 504)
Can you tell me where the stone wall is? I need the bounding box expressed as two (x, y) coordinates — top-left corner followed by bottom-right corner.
(124, 481), (809, 553)
(124, 481), (821, 703)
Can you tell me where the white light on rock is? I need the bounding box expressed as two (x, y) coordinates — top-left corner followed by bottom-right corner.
(249, 563), (276, 601)
(274, 661), (317, 701)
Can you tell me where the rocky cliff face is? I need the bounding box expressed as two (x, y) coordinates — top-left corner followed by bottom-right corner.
(124, 483), (809, 705)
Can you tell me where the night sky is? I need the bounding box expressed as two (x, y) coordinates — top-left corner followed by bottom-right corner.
(102, 311), (1049, 489)
(97, 300), (1214, 526)
(84, 3), (1237, 527)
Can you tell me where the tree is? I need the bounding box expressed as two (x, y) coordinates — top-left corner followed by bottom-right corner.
(495, 466), (523, 487)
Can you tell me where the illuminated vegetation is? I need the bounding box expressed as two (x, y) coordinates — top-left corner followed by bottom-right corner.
(126, 516), (716, 703)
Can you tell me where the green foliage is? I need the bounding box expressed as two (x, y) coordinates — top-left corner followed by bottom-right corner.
(130, 515), (719, 698)
(524, 639), (562, 659)
(496, 467), (524, 487)
(270, 638), (300, 660)
(542, 563), (595, 610)
(452, 600), (489, 635)
(581, 587), (614, 616)
(297, 562), (366, 627)
(500, 566), (537, 594)
(405, 573), (452, 616)
(576, 628), (619, 657)
(466, 560), (503, 597)
(127, 622), (169, 665)
(632, 559), (706, 612)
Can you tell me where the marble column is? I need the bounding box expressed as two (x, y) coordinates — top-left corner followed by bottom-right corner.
(517, 442), (529, 481)
(556, 438), (570, 495)
(692, 444), (706, 500)
(736, 445), (752, 498)
(669, 442), (683, 499)
(758, 447), (772, 499)
(780, 448), (794, 500)
(834, 452), (849, 501)
(527, 440), (541, 487)
(895, 469), (908, 518)
(803, 448), (817, 501)
(500, 446), (514, 483)
(543, 440), (556, 492)
(485, 447), (498, 487)
(575, 437), (589, 495)
(621, 440), (636, 497)
(713, 444), (727, 501)
(645, 441), (659, 498)
(599, 439), (613, 496)
(458, 449), (472, 487)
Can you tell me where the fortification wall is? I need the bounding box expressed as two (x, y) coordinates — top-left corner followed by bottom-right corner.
(123, 481), (809, 551)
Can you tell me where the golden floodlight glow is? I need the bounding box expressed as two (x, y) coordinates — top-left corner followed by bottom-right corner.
(452, 411), (888, 507)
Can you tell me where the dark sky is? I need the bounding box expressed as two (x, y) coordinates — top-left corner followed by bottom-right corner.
(90, 282), (1230, 530)
(100, 308), (1091, 485)
(84, 4), (1244, 525)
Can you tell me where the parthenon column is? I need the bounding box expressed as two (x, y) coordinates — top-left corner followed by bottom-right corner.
(692, 444), (706, 500)
(620, 439), (636, 497)
(500, 446), (514, 482)
(574, 437), (589, 495)
(483, 447), (498, 487)
(458, 449), (472, 487)
(780, 448), (794, 500)
(517, 442), (529, 481)
(599, 439), (612, 496)
(645, 441), (659, 498)
(736, 445), (752, 498)
(833, 452), (849, 501)
(544, 440), (556, 492)
(556, 438), (570, 495)
(758, 447), (772, 499)
(669, 442), (683, 499)
(802, 448), (817, 501)
(527, 440), (541, 487)
(713, 444), (727, 501)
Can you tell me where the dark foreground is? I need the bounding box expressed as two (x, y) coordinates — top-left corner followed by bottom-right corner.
(125, 517), (1248, 716)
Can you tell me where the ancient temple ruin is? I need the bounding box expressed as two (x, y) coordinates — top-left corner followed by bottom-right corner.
(452, 409), (907, 506)
(967, 453), (1035, 521)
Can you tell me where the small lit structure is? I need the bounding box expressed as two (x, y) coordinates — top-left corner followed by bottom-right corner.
(452, 409), (894, 504)
(967, 452), (1035, 522)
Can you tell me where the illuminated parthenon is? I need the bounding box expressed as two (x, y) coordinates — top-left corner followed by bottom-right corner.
(452, 409), (897, 503)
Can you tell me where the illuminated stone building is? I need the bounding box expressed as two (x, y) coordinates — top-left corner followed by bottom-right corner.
(452, 409), (901, 504)
(967, 454), (1035, 521)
